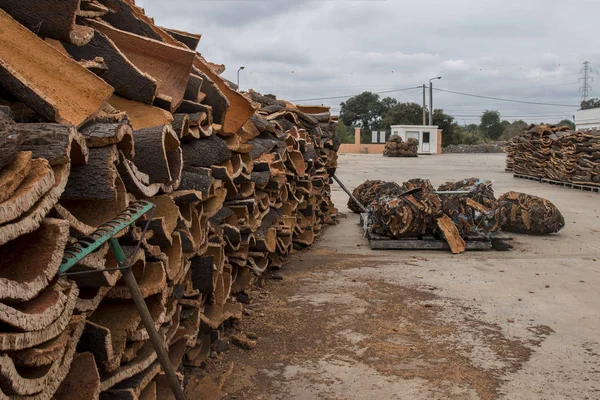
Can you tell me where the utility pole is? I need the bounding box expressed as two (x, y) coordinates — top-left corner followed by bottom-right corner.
(429, 76), (441, 126)
(422, 84), (427, 125)
(237, 66), (245, 90)
(579, 61), (593, 103)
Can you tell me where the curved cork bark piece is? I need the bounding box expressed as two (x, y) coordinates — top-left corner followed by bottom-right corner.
(0, 279), (77, 351)
(163, 27), (202, 51)
(0, 163), (70, 247)
(1, 0), (94, 46)
(164, 233), (183, 282)
(53, 352), (101, 400)
(105, 361), (161, 400)
(181, 135), (231, 168)
(99, 341), (158, 392)
(0, 10), (113, 127)
(107, 262), (166, 300)
(59, 173), (129, 229)
(171, 114), (190, 139)
(64, 30), (158, 105)
(202, 188), (227, 219)
(0, 278), (76, 331)
(65, 243), (120, 288)
(0, 218), (69, 303)
(0, 158), (54, 225)
(13, 123), (88, 166)
(133, 125), (180, 185)
(63, 145), (118, 201)
(52, 203), (95, 236)
(75, 286), (111, 314)
(80, 121), (134, 151)
(89, 19), (195, 112)
(0, 151), (31, 204)
(179, 169), (215, 198)
(108, 95), (172, 131)
(193, 56), (254, 136)
(144, 195), (181, 247)
(116, 151), (161, 199)
(194, 72), (229, 127)
(0, 314), (84, 397)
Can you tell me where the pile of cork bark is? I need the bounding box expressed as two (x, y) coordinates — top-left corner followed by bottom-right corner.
(383, 136), (418, 157)
(0, 1), (338, 399)
(506, 124), (600, 186)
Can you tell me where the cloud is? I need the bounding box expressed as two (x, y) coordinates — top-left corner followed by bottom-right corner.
(136, 0), (598, 123)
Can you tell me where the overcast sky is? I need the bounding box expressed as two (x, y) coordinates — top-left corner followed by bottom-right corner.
(137, 0), (600, 124)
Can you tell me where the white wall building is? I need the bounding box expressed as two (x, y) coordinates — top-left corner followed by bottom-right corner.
(389, 125), (441, 154)
(575, 108), (600, 131)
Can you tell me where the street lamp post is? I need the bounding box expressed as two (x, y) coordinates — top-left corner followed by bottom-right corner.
(429, 76), (442, 125)
(237, 66), (245, 90)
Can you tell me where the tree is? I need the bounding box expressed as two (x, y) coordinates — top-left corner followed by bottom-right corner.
(432, 109), (458, 147)
(581, 98), (600, 110)
(502, 120), (528, 139)
(557, 119), (575, 130)
(381, 102), (423, 128)
(340, 91), (382, 133)
(335, 120), (355, 144)
(479, 110), (503, 140)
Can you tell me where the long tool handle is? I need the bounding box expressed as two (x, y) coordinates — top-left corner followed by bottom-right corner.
(110, 239), (186, 400)
(331, 174), (368, 213)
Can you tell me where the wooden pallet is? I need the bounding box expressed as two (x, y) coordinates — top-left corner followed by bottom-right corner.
(540, 178), (600, 193)
(359, 214), (512, 251)
(513, 173), (542, 182)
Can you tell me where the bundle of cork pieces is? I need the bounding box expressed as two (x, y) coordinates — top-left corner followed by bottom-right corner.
(0, 1), (338, 399)
(349, 178), (565, 253)
(383, 136), (419, 157)
(506, 124), (600, 186)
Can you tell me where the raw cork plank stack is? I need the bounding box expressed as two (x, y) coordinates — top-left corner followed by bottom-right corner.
(0, 1), (339, 398)
(506, 124), (600, 186)
(383, 136), (418, 157)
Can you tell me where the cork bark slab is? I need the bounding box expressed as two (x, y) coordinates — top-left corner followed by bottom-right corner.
(96, 0), (167, 42)
(181, 135), (231, 169)
(89, 19), (195, 112)
(106, 261), (165, 300)
(53, 352), (101, 400)
(108, 95), (172, 131)
(66, 243), (120, 288)
(0, 10), (113, 127)
(0, 314), (84, 397)
(5, 315), (81, 368)
(178, 169), (215, 198)
(171, 114), (190, 139)
(85, 300), (142, 372)
(163, 27), (202, 51)
(0, 163), (70, 247)
(193, 56), (255, 136)
(99, 341), (158, 392)
(0, 278), (77, 351)
(1, 0), (94, 46)
(63, 145), (118, 201)
(75, 286), (111, 314)
(133, 125), (180, 186)
(12, 123), (88, 166)
(52, 203), (95, 236)
(0, 278), (75, 331)
(63, 30), (158, 105)
(104, 361), (161, 400)
(194, 71), (229, 126)
(436, 214), (467, 254)
(80, 121), (134, 152)
(0, 218), (69, 303)
(0, 151), (31, 204)
(59, 173), (129, 229)
(116, 151), (161, 198)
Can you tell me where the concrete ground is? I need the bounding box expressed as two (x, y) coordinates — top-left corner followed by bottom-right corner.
(218, 154), (600, 400)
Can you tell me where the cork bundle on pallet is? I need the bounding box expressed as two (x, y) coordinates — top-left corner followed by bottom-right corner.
(0, 1), (338, 398)
(506, 124), (600, 186)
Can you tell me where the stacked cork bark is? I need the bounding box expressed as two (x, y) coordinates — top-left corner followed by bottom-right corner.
(0, 1), (338, 399)
(383, 136), (418, 157)
(506, 124), (600, 186)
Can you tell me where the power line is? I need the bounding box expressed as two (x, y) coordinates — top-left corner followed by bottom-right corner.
(579, 61), (593, 102)
(290, 86), (421, 102)
(432, 88), (578, 107)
